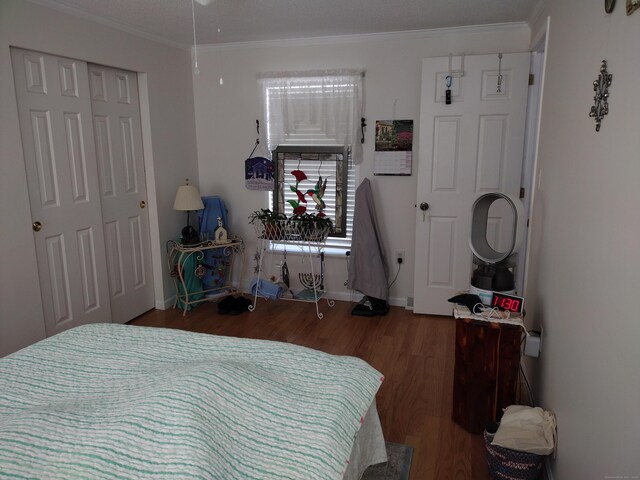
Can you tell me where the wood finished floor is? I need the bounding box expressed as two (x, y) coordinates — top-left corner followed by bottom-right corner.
(130, 299), (490, 480)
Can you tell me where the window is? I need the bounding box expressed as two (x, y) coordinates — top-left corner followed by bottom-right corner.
(272, 146), (354, 250)
(259, 70), (364, 252)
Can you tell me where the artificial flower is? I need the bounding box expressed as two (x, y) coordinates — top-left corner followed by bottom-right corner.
(291, 170), (307, 182)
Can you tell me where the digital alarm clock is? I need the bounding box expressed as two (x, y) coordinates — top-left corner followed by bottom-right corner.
(491, 292), (525, 314)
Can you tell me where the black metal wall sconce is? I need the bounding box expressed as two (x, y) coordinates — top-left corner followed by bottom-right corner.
(589, 60), (613, 132)
(606, 0), (639, 14)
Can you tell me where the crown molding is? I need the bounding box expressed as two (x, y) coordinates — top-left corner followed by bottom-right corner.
(528, 0), (549, 29)
(198, 22), (530, 51)
(25, 0), (190, 50)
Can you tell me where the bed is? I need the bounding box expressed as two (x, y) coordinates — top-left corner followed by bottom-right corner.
(0, 324), (386, 479)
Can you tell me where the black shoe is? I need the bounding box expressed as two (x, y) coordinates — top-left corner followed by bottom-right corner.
(351, 297), (375, 317)
(218, 295), (236, 314)
(370, 297), (390, 316)
(230, 296), (252, 315)
(351, 296), (389, 316)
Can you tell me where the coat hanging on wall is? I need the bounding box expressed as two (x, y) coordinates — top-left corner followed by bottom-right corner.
(245, 120), (274, 191)
(347, 178), (389, 301)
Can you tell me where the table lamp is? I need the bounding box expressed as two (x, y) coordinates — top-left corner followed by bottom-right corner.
(173, 178), (205, 244)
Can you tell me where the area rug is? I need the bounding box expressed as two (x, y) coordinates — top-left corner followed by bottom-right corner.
(361, 442), (414, 480)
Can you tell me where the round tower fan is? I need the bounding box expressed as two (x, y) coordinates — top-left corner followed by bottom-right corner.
(468, 192), (525, 305)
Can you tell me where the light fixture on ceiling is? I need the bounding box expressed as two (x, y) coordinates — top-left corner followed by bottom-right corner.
(191, 0), (200, 75)
(191, 0), (224, 84)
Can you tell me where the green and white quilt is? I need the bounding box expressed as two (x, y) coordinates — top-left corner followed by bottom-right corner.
(0, 324), (383, 479)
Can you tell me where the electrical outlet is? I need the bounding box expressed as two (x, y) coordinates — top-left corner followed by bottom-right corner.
(395, 251), (405, 264)
(524, 332), (540, 357)
(524, 325), (543, 358)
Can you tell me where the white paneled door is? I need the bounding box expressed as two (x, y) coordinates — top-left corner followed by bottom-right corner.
(89, 65), (154, 324)
(12, 49), (155, 334)
(11, 48), (112, 335)
(413, 53), (530, 315)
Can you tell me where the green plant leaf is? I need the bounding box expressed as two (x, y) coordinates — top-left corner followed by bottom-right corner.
(289, 184), (298, 193)
(287, 200), (299, 209)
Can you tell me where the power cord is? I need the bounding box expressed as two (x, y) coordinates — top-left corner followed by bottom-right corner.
(519, 331), (536, 406)
(388, 262), (401, 289)
(343, 250), (350, 286)
(520, 363), (535, 407)
(343, 250), (402, 290)
(471, 303), (512, 320)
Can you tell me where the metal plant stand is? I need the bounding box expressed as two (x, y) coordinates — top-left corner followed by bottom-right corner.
(249, 219), (335, 319)
(167, 236), (244, 316)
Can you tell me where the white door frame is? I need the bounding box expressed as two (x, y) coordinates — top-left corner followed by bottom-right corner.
(136, 74), (167, 310)
(520, 17), (550, 297)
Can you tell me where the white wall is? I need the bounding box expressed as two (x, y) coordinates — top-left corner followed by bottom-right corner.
(192, 25), (531, 302)
(525, 1), (640, 478)
(0, 0), (199, 356)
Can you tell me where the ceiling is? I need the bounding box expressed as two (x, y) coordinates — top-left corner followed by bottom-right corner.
(34, 0), (540, 48)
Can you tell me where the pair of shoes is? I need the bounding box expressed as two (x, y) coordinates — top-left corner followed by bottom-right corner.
(218, 295), (252, 315)
(351, 296), (390, 317)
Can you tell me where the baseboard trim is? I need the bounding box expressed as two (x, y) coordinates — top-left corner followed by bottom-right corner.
(237, 282), (407, 308)
(156, 296), (175, 310)
(326, 292), (407, 307)
(158, 290), (407, 310)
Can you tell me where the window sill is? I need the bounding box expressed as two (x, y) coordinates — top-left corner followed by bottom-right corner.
(268, 242), (350, 258)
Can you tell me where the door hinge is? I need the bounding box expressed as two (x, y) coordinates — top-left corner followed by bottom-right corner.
(528, 74), (535, 86)
(519, 187), (525, 198)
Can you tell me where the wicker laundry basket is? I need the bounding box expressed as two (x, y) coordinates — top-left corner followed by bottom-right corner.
(483, 430), (545, 480)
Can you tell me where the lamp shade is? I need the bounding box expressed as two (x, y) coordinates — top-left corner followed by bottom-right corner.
(173, 184), (204, 211)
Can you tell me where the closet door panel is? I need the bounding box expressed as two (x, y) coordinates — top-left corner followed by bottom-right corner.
(12, 48), (112, 336)
(89, 65), (154, 323)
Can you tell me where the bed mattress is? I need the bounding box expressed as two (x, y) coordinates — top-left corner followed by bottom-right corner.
(0, 323), (385, 479)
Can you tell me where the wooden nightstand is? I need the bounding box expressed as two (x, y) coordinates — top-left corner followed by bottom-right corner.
(451, 306), (524, 434)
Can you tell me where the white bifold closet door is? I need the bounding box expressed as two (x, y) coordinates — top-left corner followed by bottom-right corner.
(88, 64), (154, 324)
(11, 48), (153, 336)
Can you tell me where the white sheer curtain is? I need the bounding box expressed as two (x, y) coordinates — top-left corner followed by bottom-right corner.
(258, 70), (365, 164)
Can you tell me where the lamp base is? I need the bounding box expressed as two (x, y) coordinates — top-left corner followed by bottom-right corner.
(181, 225), (200, 245)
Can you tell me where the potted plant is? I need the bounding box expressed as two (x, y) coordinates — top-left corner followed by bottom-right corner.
(288, 212), (334, 241)
(248, 208), (286, 240)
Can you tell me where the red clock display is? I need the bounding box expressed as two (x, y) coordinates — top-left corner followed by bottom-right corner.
(491, 292), (525, 314)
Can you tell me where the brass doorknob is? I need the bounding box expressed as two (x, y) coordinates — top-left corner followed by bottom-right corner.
(32, 221), (42, 232)
(139, 201), (146, 209)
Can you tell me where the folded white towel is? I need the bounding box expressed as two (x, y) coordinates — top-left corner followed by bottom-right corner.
(491, 405), (557, 456)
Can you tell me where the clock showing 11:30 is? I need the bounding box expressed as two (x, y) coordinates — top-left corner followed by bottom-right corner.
(491, 292), (525, 314)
